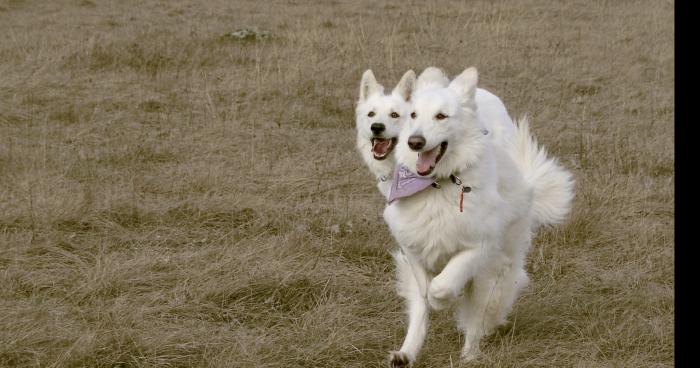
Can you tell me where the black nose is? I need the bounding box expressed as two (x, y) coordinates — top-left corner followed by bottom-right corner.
(408, 135), (426, 151)
(370, 123), (385, 135)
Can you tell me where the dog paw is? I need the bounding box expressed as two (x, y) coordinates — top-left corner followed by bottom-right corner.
(388, 351), (412, 367)
(428, 276), (459, 310)
(461, 345), (481, 362)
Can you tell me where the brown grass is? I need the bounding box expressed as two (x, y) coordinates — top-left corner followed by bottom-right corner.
(0, 0), (673, 367)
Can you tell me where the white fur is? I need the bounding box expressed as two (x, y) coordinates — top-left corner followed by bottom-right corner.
(383, 67), (574, 366)
(355, 69), (416, 197)
(354, 67), (517, 199)
(512, 116), (575, 227)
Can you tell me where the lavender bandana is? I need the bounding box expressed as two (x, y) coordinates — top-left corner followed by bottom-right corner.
(387, 165), (435, 203)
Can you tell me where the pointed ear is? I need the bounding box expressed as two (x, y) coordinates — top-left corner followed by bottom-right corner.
(359, 69), (383, 102)
(416, 66), (448, 90)
(392, 70), (416, 102)
(448, 67), (478, 106)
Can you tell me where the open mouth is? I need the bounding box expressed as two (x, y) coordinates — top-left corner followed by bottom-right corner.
(416, 141), (448, 176)
(371, 137), (397, 160)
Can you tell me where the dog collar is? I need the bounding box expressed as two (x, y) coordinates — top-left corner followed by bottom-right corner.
(387, 165), (471, 209)
(432, 173), (472, 212)
(430, 173), (466, 189)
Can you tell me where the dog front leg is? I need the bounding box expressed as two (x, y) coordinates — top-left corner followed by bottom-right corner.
(428, 246), (486, 310)
(389, 250), (430, 367)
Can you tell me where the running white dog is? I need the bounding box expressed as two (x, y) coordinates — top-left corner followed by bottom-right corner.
(355, 69), (416, 197)
(381, 67), (574, 367)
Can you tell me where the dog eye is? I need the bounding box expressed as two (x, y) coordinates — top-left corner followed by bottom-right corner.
(435, 113), (448, 120)
(368, 111), (375, 118)
(410, 112), (416, 119)
(390, 112), (399, 119)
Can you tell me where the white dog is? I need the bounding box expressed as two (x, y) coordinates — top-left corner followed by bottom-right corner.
(355, 69), (416, 197)
(382, 67), (574, 367)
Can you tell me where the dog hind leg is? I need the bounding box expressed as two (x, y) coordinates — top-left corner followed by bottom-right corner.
(495, 217), (532, 325)
(453, 271), (506, 362)
(494, 263), (530, 326)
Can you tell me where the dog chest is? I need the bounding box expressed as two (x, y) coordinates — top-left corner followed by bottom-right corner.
(383, 186), (499, 271)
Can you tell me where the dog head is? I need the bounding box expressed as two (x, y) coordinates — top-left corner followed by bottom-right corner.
(396, 67), (487, 177)
(355, 70), (416, 168)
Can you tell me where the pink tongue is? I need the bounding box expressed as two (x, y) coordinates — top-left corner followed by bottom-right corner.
(416, 145), (441, 175)
(372, 139), (390, 155)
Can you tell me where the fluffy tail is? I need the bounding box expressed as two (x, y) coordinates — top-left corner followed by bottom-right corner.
(513, 116), (575, 227)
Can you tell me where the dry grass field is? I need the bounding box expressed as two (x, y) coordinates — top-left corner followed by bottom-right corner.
(0, 0), (674, 367)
